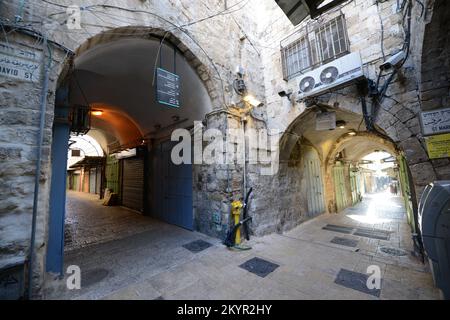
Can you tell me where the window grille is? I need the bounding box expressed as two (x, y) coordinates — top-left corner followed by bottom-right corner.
(281, 14), (350, 80)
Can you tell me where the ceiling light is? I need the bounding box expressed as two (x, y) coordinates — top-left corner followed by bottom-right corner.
(91, 110), (103, 116)
(336, 120), (347, 129)
(348, 130), (357, 136)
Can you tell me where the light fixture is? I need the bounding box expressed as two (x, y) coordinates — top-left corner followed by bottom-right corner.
(243, 94), (263, 108)
(336, 120), (347, 129)
(91, 110), (103, 116)
(347, 130), (357, 136)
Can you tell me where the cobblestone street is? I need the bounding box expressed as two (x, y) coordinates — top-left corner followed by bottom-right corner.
(45, 191), (439, 300)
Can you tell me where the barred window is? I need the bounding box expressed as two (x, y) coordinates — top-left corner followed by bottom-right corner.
(281, 14), (349, 80)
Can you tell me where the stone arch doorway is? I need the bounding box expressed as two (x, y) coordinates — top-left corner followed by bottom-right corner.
(277, 106), (419, 235)
(46, 27), (215, 275)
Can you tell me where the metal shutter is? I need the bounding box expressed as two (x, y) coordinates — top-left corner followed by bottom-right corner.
(122, 157), (144, 213)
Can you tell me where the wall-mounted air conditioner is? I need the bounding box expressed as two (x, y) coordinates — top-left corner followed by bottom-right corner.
(297, 52), (365, 101)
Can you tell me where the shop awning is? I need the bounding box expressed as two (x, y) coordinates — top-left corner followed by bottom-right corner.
(69, 156), (105, 169)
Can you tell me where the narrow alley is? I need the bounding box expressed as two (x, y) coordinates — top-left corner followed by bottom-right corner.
(45, 190), (438, 300)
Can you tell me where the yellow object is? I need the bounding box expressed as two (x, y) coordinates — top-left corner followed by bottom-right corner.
(231, 200), (243, 245)
(425, 133), (450, 159)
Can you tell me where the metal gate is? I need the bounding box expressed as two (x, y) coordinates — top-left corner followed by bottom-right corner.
(333, 163), (350, 212)
(105, 155), (120, 195)
(350, 167), (361, 205)
(122, 157), (144, 213)
(89, 168), (96, 194)
(153, 140), (193, 230)
(303, 147), (325, 216)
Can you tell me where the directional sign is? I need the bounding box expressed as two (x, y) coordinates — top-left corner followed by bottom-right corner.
(420, 107), (450, 136)
(0, 41), (42, 82)
(156, 68), (181, 108)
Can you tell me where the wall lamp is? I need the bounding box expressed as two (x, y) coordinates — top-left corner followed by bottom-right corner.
(336, 120), (347, 129)
(233, 69), (263, 108)
(91, 110), (103, 116)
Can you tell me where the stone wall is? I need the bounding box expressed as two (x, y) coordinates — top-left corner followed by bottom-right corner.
(0, 0), (265, 296)
(240, 0), (450, 236)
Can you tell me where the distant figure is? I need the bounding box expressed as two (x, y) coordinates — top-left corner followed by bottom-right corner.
(393, 183), (398, 195)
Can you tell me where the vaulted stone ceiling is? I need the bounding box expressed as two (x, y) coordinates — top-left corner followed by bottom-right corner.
(69, 38), (212, 151)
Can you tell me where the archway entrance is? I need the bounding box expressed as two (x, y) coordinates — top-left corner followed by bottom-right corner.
(46, 30), (213, 276)
(279, 106), (422, 254)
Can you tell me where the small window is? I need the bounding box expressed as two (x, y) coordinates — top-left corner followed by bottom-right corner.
(71, 149), (81, 157)
(281, 14), (349, 80)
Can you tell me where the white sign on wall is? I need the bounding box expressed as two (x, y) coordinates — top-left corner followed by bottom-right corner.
(0, 41), (42, 82)
(420, 107), (450, 136)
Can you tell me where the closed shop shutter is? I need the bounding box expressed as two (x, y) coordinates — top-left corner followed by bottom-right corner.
(89, 168), (96, 194)
(122, 157), (144, 213)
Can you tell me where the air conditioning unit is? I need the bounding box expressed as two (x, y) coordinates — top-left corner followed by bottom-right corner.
(297, 52), (365, 101)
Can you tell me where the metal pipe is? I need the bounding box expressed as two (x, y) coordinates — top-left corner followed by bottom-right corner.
(27, 34), (51, 300)
(242, 117), (247, 201)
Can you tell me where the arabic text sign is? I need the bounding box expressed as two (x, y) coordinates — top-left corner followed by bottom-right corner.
(420, 108), (450, 136)
(425, 133), (450, 159)
(156, 68), (180, 108)
(0, 42), (42, 82)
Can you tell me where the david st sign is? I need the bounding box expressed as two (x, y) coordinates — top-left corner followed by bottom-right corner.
(0, 41), (42, 83)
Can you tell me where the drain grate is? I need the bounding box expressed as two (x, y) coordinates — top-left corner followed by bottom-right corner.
(322, 224), (354, 234)
(82, 268), (110, 288)
(330, 237), (359, 248)
(380, 247), (408, 256)
(354, 228), (390, 241)
(334, 269), (381, 297)
(239, 257), (279, 278)
(182, 240), (213, 253)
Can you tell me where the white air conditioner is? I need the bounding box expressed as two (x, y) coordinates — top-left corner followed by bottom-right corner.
(297, 52), (365, 101)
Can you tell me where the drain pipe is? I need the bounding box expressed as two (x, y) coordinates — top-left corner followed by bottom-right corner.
(241, 116), (247, 200)
(27, 35), (51, 300)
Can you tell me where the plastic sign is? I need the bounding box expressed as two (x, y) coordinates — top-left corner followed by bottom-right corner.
(425, 133), (450, 159)
(420, 107), (450, 136)
(156, 68), (181, 108)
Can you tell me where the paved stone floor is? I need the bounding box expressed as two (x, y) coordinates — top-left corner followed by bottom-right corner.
(64, 191), (157, 251)
(45, 190), (440, 300)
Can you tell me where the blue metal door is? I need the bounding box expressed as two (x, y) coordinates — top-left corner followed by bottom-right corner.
(46, 106), (70, 275)
(153, 140), (193, 230)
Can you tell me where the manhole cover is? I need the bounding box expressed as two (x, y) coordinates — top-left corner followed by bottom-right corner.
(330, 237), (359, 248)
(322, 224), (354, 234)
(182, 240), (213, 253)
(354, 228), (390, 241)
(240, 257), (279, 278)
(380, 247), (408, 256)
(82, 268), (110, 288)
(334, 269), (381, 297)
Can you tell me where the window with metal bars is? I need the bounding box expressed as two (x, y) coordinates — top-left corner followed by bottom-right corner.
(281, 14), (350, 81)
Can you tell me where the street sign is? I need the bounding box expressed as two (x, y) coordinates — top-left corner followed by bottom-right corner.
(0, 41), (42, 82)
(425, 133), (450, 159)
(156, 67), (180, 108)
(420, 107), (450, 136)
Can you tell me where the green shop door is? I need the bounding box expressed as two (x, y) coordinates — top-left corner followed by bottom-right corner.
(333, 163), (350, 212)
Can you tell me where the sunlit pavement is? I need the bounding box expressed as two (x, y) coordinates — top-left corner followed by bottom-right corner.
(45, 190), (439, 300)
